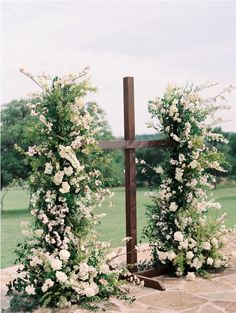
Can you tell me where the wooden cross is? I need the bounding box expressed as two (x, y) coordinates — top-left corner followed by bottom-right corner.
(99, 77), (169, 269)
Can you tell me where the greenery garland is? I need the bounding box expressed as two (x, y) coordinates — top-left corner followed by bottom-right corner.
(7, 68), (130, 311)
(144, 83), (235, 280)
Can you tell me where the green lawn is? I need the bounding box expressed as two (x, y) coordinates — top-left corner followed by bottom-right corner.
(1, 185), (236, 269)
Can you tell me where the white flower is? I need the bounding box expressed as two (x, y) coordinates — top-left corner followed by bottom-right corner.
(25, 284), (36, 295)
(79, 263), (89, 280)
(50, 258), (62, 271)
(45, 162), (53, 174)
(175, 168), (183, 182)
(56, 271), (68, 283)
(179, 154), (186, 163)
(153, 166), (163, 174)
(186, 251), (194, 260)
(53, 171), (64, 186)
(34, 229), (43, 237)
(59, 182), (70, 194)
(179, 240), (188, 250)
(211, 238), (218, 246)
(84, 282), (99, 297)
(100, 264), (110, 274)
(59, 249), (70, 262)
(169, 202), (178, 212)
(167, 251), (176, 261)
(207, 257), (214, 265)
(157, 251), (167, 261)
(169, 104), (178, 117)
(189, 160), (198, 169)
(214, 259), (222, 268)
(64, 166), (73, 176)
(174, 231), (184, 242)
(202, 242), (211, 250)
(42, 279), (54, 293)
(186, 272), (196, 281)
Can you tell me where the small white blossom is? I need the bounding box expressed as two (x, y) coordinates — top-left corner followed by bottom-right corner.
(186, 272), (196, 281)
(56, 271), (68, 283)
(174, 231), (184, 242)
(25, 284), (36, 295)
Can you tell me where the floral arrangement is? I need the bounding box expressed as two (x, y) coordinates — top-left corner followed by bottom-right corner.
(143, 82), (235, 279)
(7, 68), (130, 311)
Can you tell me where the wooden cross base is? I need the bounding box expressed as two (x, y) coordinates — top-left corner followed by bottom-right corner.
(121, 266), (170, 291)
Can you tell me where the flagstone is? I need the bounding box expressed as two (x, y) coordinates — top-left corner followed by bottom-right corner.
(181, 278), (234, 293)
(214, 301), (236, 313)
(197, 304), (226, 313)
(199, 291), (236, 301)
(137, 291), (207, 311)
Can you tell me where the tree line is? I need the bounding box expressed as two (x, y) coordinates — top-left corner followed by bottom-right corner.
(1, 99), (236, 208)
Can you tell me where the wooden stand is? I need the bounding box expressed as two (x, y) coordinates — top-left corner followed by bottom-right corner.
(99, 77), (171, 290)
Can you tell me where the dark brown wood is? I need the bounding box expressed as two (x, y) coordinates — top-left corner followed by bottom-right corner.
(98, 76), (173, 290)
(133, 266), (170, 278)
(136, 275), (165, 291)
(123, 77), (137, 269)
(99, 139), (170, 150)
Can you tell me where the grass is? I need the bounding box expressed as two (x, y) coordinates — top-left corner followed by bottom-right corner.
(1, 185), (236, 269)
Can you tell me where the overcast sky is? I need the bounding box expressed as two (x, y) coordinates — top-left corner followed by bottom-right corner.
(1, 1), (236, 136)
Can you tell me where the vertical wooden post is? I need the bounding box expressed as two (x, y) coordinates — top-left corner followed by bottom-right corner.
(123, 77), (137, 268)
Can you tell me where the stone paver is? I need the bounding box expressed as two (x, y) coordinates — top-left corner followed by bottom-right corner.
(1, 235), (236, 313)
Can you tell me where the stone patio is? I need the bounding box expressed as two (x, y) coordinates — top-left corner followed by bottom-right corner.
(1, 237), (236, 313)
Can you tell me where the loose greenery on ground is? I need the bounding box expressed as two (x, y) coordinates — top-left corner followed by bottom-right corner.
(143, 83), (235, 280)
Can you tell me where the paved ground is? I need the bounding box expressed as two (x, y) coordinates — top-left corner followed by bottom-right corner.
(1, 237), (236, 313)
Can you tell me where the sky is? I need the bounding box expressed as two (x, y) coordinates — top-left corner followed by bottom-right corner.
(1, 0), (236, 136)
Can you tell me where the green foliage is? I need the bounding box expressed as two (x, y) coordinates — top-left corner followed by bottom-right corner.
(1, 99), (40, 189)
(7, 69), (130, 311)
(144, 83), (234, 278)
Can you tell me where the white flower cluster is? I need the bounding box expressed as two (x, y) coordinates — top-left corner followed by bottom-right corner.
(145, 83), (234, 278)
(10, 68), (130, 310)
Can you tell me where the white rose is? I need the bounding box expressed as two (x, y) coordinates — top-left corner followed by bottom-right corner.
(186, 251), (194, 260)
(59, 249), (70, 262)
(186, 272), (196, 281)
(153, 166), (164, 174)
(64, 166), (73, 176)
(169, 202), (178, 212)
(53, 171), (64, 185)
(174, 231), (184, 242)
(211, 238), (218, 247)
(79, 263), (89, 280)
(189, 160), (198, 169)
(34, 229), (43, 237)
(175, 168), (183, 182)
(59, 182), (70, 194)
(84, 283), (99, 297)
(25, 284), (36, 295)
(42, 278), (54, 292)
(56, 271), (68, 283)
(50, 258), (62, 271)
(179, 240), (188, 250)
(207, 257), (214, 265)
(100, 264), (110, 274)
(45, 162), (53, 174)
(202, 242), (211, 250)
(167, 251), (176, 261)
(214, 259), (222, 268)
(157, 251), (167, 261)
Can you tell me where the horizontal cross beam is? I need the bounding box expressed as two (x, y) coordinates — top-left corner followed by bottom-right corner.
(99, 139), (170, 150)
